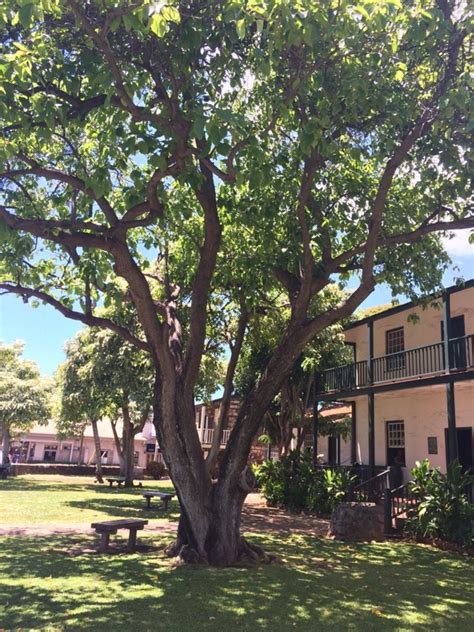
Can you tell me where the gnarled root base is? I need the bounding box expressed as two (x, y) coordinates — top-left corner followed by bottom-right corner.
(166, 535), (279, 567)
(237, 536), (277, 564)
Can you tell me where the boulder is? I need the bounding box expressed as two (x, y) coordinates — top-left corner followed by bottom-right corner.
(330, 502), (385, 541)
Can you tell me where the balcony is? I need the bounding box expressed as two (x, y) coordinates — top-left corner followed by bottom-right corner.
(200, 428), (231, 446)
(317, 335), (474, 395)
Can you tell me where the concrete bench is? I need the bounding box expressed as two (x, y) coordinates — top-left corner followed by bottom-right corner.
(142, 491), (175, 511)
(91, 518), (148, 553)
(105, 476), (126, 487)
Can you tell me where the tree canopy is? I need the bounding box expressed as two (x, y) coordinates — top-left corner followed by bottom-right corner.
(0, 341), (51, 461)
(0, 0), (471, 565)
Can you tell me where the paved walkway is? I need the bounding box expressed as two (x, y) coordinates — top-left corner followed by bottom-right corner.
(0, 493), (329, 538)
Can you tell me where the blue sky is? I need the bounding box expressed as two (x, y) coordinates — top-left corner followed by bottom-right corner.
(1, 230), (472, 376)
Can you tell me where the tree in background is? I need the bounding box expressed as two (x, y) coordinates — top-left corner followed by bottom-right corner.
(56, 332), (108, 482)
(57, 327), (154, 486)
(235, 288), (352, 457)
(0, 1), (471, 565)
(0, 341), (51, 463)
(88, 328), (154, 487)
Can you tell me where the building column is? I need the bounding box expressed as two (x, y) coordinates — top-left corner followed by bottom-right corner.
(443, 291), (451, 371)
(312, 385), (319, 467)
(199, 406), (206, 442)
(350, 401), (357, 464)
(368, 393), (375, 471)
(446, 381), (458, 465)
(367, 321), (375, 471)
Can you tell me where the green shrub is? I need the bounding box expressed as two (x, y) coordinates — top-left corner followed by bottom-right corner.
(253, 458), (288, 507)
(145, 460), (166, 480)
(407, 459), (473, 546)
(255, 450), (355, 514)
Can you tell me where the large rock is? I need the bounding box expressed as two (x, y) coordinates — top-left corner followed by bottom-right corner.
(330, 502), (385, 541)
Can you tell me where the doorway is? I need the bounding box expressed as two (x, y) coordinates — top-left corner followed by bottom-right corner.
(444, 427), (473, 472)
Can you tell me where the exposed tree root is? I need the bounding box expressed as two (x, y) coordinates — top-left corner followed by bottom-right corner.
(237, 536), (280, 564)
(165, 535), (281, 566)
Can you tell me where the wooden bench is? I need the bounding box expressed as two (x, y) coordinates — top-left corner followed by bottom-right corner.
(91, 518), (148, 553)
(142, 491), (175, 511)
(105, 476), (126, 487)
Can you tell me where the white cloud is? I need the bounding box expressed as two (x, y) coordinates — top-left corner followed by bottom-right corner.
(441, 229), (473, 258)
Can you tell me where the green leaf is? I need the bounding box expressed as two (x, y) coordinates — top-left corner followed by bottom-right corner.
(236, 19), (246, 39)
(150, 13), (168, 38)
(162, 6), (180, 24)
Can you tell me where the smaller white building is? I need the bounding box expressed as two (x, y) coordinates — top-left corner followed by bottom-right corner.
(8, 419), (162, 470)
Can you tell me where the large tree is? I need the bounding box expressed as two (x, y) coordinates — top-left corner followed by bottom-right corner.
(0, 342), (51, 463)
(0, 0), (471, 565)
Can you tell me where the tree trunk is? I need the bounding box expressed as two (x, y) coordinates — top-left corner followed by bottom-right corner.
(121, 407), (135, 487)
(153, 380), (277, 566)
(90, 418), (104, 483)
(1, 425), (10, 465)
(166, 460), (267, 566)
(77, 428), (85, 465)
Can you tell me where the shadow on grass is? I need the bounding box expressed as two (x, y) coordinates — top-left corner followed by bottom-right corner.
(65, 496), (180, 521)
(0, 477), (96, 494)
(0, 476), (175, 497)
(0, 533), (472, 632)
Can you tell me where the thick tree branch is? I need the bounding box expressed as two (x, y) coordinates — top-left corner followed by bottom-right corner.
(1, 160), (118, 227)
(183, 157), (222, 392)
(0, 205), (114, 251)
(67, 0), (165, 128)
(360, 20), (464, 283)
(0, 282), (150, 351)
(206, 304), (249, 473)
(330, 216), (474, 273)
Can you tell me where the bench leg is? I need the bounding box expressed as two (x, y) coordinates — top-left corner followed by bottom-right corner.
(127, 528), (138, 552)
(99, 532), (110, 553)
(108, 481), (113, 488)
(162, 499), (169, 512)
(145, 496), (152, 510)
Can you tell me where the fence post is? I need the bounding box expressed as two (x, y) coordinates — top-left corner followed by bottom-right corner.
(383, 488), (392, 534)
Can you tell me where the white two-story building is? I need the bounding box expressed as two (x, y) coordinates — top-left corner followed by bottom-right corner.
(314, 280), (474, 482)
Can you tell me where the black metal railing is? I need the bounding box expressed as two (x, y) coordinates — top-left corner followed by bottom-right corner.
(316, 464), (386, 485)
(318, 334), (474, 394)
(348, 468), (391, 504)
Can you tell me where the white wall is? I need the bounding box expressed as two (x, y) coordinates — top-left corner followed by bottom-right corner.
(352, 381), (473, 476)
(344, 285), (474, 362)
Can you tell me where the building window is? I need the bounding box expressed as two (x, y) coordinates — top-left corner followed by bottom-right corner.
(100, 449), (109, 464)
(387, 421), (405, 467)
(134, 451), (139, 465)
(43, 444), (58, 462)
(386, 327), (405, 371)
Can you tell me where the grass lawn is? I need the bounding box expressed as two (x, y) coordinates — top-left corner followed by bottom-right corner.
(0, 533), (473, 631)
(0, 475), (179, 525)
(1, 476), (473, 631)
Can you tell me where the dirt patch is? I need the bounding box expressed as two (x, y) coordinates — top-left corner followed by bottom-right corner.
(242, 494), (329, 536)
(0, 493), (330, 538)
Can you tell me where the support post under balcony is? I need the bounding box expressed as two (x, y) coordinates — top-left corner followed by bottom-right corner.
(442, 292), (451, 371)
(350, 401), (357, 464)
(368, 393), (375, 472)
(368, 321), (374, 384)
(446, 382), (458, 465)
(312, 379), (319, 467)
